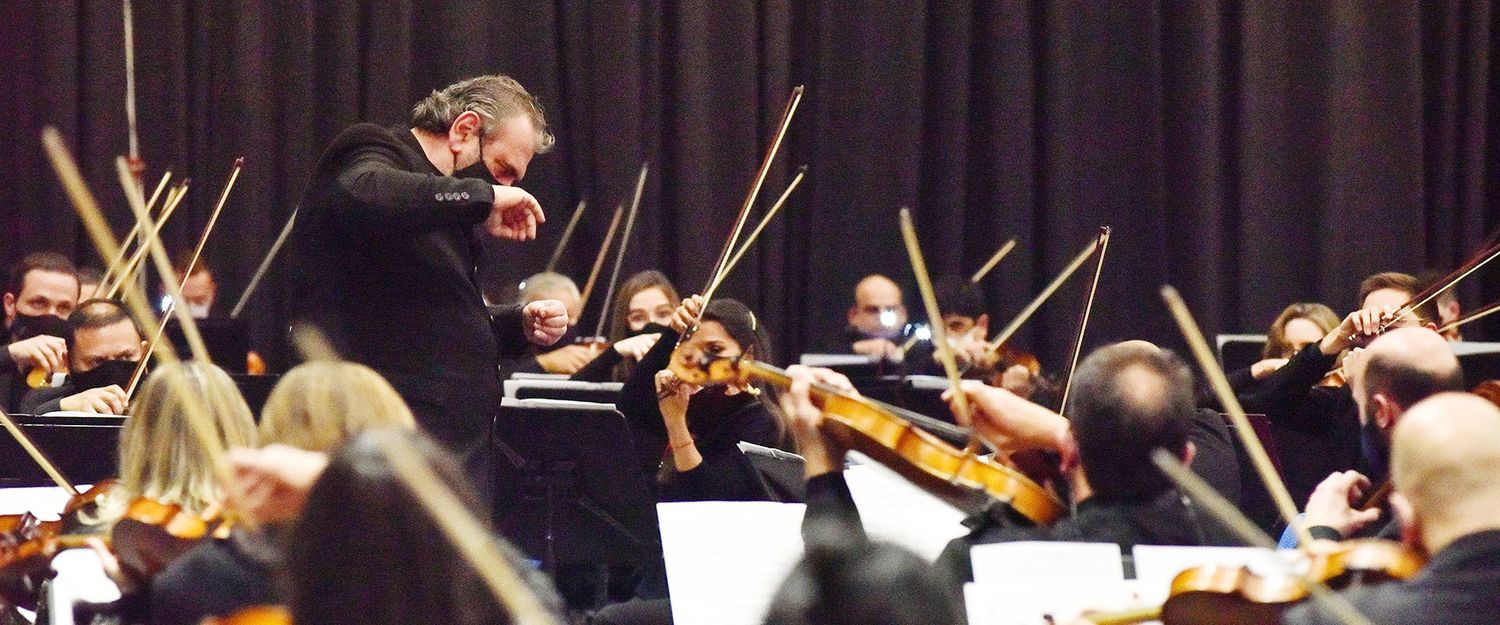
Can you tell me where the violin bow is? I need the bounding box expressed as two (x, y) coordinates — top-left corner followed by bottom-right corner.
(897, 208), (974, 445)
(1150, 451), (1375, 625)
(0, 409), (79, 496)
(968, 238), (1017, 285)
(230, 204), (299, 319)
(544, 200), (587, 274)
(44, 130), (239, 512)
(1161, 285), (1316, 548)
(97, 170), (170, 290)
(104, 178), (191, 300)
(592, 164), (649, 339)
(1378, 238), (1500, 332)
(1055, 226), (1111, 414)
(703, 165), (808, 299)
(115, 157), (215, 364)
(178, 156), (244, 283)
(683, 85), (805, 343)
(121, 0), (145, 189)
(985, 234), (1103, 354)
(375, 433), (560, 625)
(1437, 299), (1500, 334)
(577, 204), (625, 314)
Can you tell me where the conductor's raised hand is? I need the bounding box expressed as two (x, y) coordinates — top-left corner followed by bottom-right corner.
(486, 185), (544, 241)
(523, 299), (569, 346)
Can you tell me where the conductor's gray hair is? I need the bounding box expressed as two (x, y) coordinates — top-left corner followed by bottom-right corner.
(411, 75), (555, 154)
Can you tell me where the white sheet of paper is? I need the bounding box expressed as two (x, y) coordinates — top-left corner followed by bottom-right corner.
(970, 541), (1125, 585)
(965, 579), (1142, 625)
(843, 456), (969, 562)
(0, 485), (88, 517)
(1130, 545), (1286, 605)
(659, 501), (808, 625)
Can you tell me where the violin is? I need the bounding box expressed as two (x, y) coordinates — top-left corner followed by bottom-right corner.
(0, 481), (120, 611)
(670, 351), (1066, 525)
(205, 605), (291, 625)
(1088, 539), (1425, 625)
(111, 497), (227, 580)
(26, 365), (61, 389)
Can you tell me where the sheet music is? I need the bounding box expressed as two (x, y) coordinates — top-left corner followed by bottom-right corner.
(842, 456), (969, 561)
(0, 485), (90, 517)
(965, 579), (1142, 625)
(970, 541), (1125, 585)
(659, 501), (807, 625)
(1131, 545), (1285, 605)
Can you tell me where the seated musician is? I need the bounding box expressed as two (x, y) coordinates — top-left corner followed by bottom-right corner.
(43, 362), (256, 622)
(571, 269), (679, 382)
(1203, 302), (1338, 409)
(147, 361), (419, 625)
(762, 525), (965, 625)
(284, 429), (563, 625)
(1294, 327), (1462, 544)
(1282, 392), (1500, 625)
(162, 254), (218, 319)
(832, 274), (911, 361)
(19, 299), (144, 415)
(1244, 272), (1441, 510)
(2, 252), (78, 412)
(782, 341), (1222, 584)
(501, 271), (595, 375)
(928, 275), (1048, 401)
(1419, 268), (1464, 341)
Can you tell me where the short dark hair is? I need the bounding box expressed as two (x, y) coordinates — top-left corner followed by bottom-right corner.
(1363, 349), (1465, 411)
(1360, 272), (1439, 324)
(66, 299), (142, 355)
(933, 276), (985, 320)
(76, 266), (104, 287)
(763, 534), (965, 625)
(287, 429), (561, 625)
(7, 252), (76, 297)
(1068, 343), (1195, 500)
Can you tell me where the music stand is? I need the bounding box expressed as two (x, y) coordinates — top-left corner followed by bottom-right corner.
(735, 442), (806, 503)
(490, 398), (659, 571)
(166, 317), (249, 373)
(0, 414), (125, 488)
(502, 379), (623, 405)
(1216, 334), (1268, 374)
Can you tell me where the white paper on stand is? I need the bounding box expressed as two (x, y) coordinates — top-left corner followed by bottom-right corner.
(659, 501), (807, 625)
(0, 485), (89, 518)
(842, 455), (969, 561)
(965, 579), (1142, 625)
(970, 541), (1125, 585)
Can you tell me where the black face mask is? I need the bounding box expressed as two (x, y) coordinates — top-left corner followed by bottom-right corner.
(10, 313), (70, 342)
(70, 359), (139, 392)
(452, 132), (499, 185)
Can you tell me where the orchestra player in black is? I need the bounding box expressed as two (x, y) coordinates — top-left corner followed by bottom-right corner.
(290, 75), (568, 450)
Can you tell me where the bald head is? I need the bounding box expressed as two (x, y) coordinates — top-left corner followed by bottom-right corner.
(1351, 327), (1463, 429)
(1069, 342), (1195, 500)
(848, 274), (906, 338)
(1392, 392), (1500, 552)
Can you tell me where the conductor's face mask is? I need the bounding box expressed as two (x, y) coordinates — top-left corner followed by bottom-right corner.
(454, 126), (500, 186)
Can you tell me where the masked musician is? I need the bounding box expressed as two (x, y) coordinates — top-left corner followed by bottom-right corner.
(18, 299), (143, 415)
(570, 269), (679, 382)
(1283, 392), (1500, 625)
(2, 252), (78, 411)
(1245, 272), (1442, 510)
(290, 74), (569, 451)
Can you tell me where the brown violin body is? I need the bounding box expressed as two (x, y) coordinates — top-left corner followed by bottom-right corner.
(1155, 540), (1424, 625)
(111, 497), (226, 580)
(672, 352), (1066, 525)
(205, 605), (291, 625)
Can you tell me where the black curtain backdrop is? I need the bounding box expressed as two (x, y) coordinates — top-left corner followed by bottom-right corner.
(3, 1), (1498, 373)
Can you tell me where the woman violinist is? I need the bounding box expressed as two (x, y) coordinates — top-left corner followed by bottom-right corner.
(570, 270), (681, 383)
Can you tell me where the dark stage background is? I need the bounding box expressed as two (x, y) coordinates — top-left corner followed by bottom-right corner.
(3, 1), (1499, 374)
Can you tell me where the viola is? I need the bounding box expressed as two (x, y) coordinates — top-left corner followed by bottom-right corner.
(670, 351), (1066, 525)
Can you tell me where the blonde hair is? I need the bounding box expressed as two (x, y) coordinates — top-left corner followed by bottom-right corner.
(259, 361), (416, 452)
(1263, 302), (1340, 359)
(113, 361), (257, 518)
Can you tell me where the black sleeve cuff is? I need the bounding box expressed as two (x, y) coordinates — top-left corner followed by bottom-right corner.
(1307, 525), (1344, 542)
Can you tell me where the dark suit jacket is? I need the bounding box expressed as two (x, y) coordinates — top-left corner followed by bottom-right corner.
(1282, 529), (1500, 625)
(1241, 343), (1363, 508)
(16, 382), (75, 415)
(292, 123), (527, 448)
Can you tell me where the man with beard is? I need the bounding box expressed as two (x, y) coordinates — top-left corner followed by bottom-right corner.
(291, 74), (569, 451)
(19, 299), (143, 415)
(18, 298), (141, 413)
(2, 252), (78, 412)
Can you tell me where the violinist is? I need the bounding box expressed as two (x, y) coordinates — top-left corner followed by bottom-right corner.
(1, 252), (78, 412)
(19, 300), (143, 415)
(160, 254), (218, 319)
(927, 275), (1047, 400)
(1282, 392), (1500, 625)
(147, 361), (419, 625)
(1206, 302), (1338, 408)
(289, 74), (568, 452)
(1246, 272), (1444, 511)
(785, 341), (1217, 585)
(1293, 327), (1462, 545)
(570, 270), (679, 383)
(1418, 268), (1464, 342)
